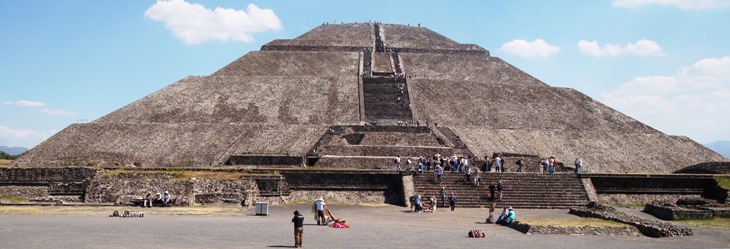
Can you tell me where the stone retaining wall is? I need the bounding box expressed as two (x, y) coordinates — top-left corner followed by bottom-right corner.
(0, 185), (48, 198)
(569, 203), (692, 237)
(643, 203), (714, 220)
(509, 221), (641, 236)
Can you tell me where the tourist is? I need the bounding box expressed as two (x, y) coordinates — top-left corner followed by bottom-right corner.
(486, 202), (496, 223)
(494, 155), (502, 172)
(417, 163), (424, 174)
(414, 194), (423, 213)
(497, 206), (516, 226)
(292, 210), (304, 248)
(313, 197), (327, 225)
(540, 158), (548, 174)
(516, 157), (524, 172)
(395, 155), (402, 171)
(144, 192), (153, 208)
(162, 191), (171, 206)
(488, 182), (496, 200)
(574, 158), (583, 174)
(428, 196), (437, 212)
(436, 164), (443, 183)
(154, 192), (162, 203)
(440, 187), (447, 207)
(549, 157), (556, 174)
(497, 180), (504, 200)
(406, 158), (413, 172)
(496, 205), (509, 222)
(448, 192), (457, 211)
(474, 168), (481, 186)
(464, 165), (472, 183)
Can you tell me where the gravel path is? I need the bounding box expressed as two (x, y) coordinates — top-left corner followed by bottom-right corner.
(1, 205), (729, 249)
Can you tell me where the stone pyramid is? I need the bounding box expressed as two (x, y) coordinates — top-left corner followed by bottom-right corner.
(13, 23), (724, 172)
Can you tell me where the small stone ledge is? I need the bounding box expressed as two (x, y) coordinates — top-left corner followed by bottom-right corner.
(569, 203), (693, 237)
(508, 221), (640, 236)
(644, 198), (730, 220)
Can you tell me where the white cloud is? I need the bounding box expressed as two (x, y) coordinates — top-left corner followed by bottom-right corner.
(3, 100), (45, 107)
(0, 125), (47, 140)
(578, 39), (663, 57)
(40, 109), (75, 116)
(145, 0), (283, 45)
(498, 39), (560, 58)
(600, 56), (730, 143)
(613, 0), (730, 10)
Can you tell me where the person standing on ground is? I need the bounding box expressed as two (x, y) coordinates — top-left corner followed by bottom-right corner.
(516, 157), (524, 172)
(448, 192), (457, 211)
(549, 156), (556, 174)
(395, 155), (402, 171)
(574, 158), (583, 174)
(494, 155), (502, 172)
(540, 158), (548, 174)
(292, 210), (304, 248)
(313, 197), (326, 225)
(440, 187), (447, 207)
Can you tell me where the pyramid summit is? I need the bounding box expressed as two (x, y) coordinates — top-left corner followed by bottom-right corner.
(13, 23), (724, 172)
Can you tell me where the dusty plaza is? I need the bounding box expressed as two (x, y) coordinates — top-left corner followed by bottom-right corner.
(0, 204), (728, 249)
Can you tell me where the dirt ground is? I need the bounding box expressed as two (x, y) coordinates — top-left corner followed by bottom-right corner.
(1, 204), (729, 249)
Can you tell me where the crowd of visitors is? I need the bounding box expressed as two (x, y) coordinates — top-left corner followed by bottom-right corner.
(142, 191), (172, 208)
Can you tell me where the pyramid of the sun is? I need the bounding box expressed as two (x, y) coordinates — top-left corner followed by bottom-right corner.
(13, 23), (724, 172)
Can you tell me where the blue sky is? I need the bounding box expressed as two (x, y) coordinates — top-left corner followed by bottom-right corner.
(1, 0), (729, 148)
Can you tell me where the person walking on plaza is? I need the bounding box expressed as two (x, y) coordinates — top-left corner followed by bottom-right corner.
(292, 210), (304, 248)
(313, 197), (327, 225)
(448, 192), (457, 211)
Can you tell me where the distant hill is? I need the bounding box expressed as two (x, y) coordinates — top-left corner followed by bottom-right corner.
(705, 141), (730, 159)
(0, 146), (28, 155)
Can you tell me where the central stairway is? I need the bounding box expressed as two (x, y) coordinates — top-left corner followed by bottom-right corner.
(413, 172), (590, 209)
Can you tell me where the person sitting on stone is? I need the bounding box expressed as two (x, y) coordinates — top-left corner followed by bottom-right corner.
(162, 191), (171, 205)
(497, 206), (516, 226)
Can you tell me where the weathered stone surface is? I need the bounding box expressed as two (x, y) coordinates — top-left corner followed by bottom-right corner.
(569, 203), (693, 237)
(509, 221), (641, 236)
(11, 23), (724, 171)
(0, 186), (48, 198)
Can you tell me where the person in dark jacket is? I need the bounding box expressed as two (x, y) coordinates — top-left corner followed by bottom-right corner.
(292, 210), (304, 248)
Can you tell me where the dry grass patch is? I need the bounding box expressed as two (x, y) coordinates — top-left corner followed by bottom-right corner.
(0, 159), (12, 167)
(678, 218), (730, 230)
(0, 195), (28, 203)
(715, 176), (730, 189)
(518, 217), (629, 227)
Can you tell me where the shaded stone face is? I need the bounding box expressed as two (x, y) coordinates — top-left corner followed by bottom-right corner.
(12, 23), (724, 172)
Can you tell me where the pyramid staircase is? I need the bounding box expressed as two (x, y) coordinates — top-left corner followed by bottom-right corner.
(413, 172), (590, 209)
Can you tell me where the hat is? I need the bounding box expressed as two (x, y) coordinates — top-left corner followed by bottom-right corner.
(294, 210), (300, 215)
(503, 205), (508, 209)
(508, 206), (513, 210)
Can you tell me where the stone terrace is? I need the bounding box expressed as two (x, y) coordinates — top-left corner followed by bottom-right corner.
(212, 51), (361, 77)
(96, 76), (359, 124)
(13, 123), (324, 167)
